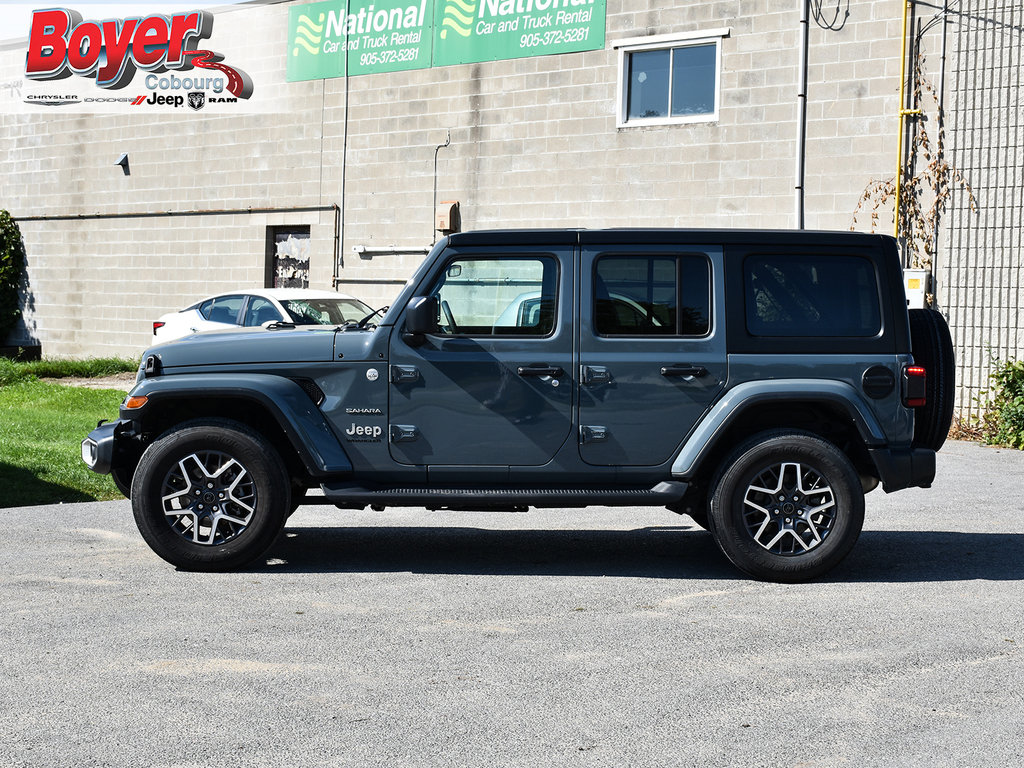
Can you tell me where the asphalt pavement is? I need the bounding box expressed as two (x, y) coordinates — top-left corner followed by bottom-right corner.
(1, 440), (1022, 767)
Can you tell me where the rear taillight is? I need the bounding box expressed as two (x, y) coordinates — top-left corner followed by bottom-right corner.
(153, 321), (165, 335)
(903, 365), (927, 407)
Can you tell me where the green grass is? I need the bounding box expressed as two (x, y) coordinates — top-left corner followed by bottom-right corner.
(0, 378), (130, 507)
(0, 356), (137, 386)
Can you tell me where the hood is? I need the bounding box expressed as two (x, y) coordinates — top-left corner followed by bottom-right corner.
(147, 326), (340, 369)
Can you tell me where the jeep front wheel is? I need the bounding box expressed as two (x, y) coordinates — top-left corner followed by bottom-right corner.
(709, 432), (864, 582)
(130, 420), (290, 571)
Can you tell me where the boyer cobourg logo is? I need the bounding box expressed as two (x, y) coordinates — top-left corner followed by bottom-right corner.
(24, 8), (253, 100)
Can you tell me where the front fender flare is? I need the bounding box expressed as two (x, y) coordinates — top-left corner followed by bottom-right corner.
(123, 374), (352, 477)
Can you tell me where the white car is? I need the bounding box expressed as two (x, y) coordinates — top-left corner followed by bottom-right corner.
(152, 288), (374, 341)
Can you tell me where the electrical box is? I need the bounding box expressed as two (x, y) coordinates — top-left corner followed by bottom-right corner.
(903, 268), (929, 309)
(435, 201), (460, 234)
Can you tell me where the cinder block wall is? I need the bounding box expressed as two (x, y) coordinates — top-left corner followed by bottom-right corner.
(1, 0), (901, 358)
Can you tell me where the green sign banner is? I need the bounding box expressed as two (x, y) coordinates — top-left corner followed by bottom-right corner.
(287, 0), (606, 81)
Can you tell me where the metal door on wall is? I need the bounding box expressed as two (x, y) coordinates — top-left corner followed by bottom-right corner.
(266, 227), (310, 288)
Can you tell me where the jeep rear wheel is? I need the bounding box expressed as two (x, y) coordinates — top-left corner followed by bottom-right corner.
(709, 432), (864, 582)
(130, 420), (290, 571)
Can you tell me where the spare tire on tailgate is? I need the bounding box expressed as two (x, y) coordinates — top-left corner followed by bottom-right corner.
(909, 308), (955, 451)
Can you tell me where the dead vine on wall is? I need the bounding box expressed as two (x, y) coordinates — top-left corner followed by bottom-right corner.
(852, 54), (977, 279)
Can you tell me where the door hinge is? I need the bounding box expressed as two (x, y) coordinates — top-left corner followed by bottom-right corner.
(389, 424), (419, 443)
(580, 425), (609, 443)
(390, 365), (420, 384)
(581, 365), (611, 386)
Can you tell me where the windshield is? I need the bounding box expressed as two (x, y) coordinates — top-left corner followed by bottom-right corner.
(279, 298), (373, 325)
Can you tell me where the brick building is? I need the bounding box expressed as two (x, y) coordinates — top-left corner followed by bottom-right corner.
(1, 0), (1021, 413)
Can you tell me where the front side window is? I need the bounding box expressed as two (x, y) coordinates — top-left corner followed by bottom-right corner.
(431, 256), (558, 337)
(745, 254), (881, 337)
(594, 254), (711, 336)
(280, 297), (372, 325)
(243, 297), (284, 326)
(616, 32), (724, 127)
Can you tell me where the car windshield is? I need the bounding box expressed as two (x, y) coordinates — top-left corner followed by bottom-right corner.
(279, 298), (372, 325)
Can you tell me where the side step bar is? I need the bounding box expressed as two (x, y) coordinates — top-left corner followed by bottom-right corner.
(319, 480), (688, 509)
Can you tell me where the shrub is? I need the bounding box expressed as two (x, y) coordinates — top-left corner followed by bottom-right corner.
(978, 358), (1024, 449)
(0, 210), (27, 342)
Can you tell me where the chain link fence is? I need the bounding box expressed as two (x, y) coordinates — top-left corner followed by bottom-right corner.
(940, 1), (1024, 417)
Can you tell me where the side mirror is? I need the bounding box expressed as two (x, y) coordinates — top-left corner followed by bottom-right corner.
(403, 295), (439, 343)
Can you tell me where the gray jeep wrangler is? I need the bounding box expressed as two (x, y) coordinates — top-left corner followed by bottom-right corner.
(83, 229), (954, 581)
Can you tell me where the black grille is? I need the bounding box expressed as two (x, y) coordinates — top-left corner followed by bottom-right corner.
(291, 378), (325, 406)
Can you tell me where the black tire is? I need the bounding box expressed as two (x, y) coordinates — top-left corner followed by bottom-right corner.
(111, 466), (133, 499)
(708, 431), (864, 583)
(909, 308), (956, 451)
(130, 419), (290, 571)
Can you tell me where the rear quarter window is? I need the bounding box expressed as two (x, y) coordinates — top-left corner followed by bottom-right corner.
(745, 254), (881, 337)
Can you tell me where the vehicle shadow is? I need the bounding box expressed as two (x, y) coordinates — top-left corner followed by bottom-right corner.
(262, 524), (736, 579)
(259, 525), (1024, 582)
(0, 461), (97, 509)
(843, 530), (1024, 583)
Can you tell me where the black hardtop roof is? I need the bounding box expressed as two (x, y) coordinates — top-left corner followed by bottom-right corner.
(446, 228), (894, 248)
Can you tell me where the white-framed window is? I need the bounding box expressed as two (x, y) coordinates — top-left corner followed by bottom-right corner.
(614, 28), (729, 128)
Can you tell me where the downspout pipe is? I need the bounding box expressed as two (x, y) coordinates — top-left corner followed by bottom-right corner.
(795, 0), (809, 230)
(334, 0), (353, 287)
(893, 0), (912, 241)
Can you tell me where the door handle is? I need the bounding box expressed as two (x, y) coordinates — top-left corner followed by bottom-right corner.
(517, 364), (564, 377)
(661, 364), (708, 378)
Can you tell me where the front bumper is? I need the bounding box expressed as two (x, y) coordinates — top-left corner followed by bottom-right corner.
(869, 447), (936, 493)
(81, 419), (130, 475)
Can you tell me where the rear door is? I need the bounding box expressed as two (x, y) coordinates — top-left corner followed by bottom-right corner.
(578, 243), (727, 466)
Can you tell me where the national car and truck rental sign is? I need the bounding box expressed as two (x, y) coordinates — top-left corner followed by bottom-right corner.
(287, 0), (607, 81)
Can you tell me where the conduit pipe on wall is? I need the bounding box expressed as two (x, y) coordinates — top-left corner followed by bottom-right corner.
(18, 204), (342, 291)
(433, 130), (452, 243)
(795, 0), (809, 229)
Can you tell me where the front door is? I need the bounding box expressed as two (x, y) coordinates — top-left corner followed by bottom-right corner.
(577, 244), (727, 466)
(388, 246), (574, 467)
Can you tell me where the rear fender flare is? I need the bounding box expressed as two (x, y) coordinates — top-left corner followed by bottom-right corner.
(671, 379), (887, 478)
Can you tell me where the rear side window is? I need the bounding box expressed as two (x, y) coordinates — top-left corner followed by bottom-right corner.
(745, 254), (881, 337)
(594, 254), (711, 336)
(199, 295), (245, 325)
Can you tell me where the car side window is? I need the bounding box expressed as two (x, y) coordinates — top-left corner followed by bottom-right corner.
(201, 295), (245, 325)
(594, 254), (711, 336)
(243, 297), (283, 326)
(745, 254), (881, 337)
(431, 256), (558, 337)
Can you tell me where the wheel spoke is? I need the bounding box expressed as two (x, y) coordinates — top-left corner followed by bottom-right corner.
(219, 513), (249, 527)
(159, 449), (257, 548)
(742, 459), (837, 556)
